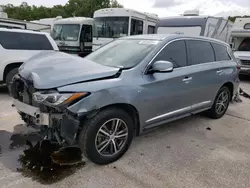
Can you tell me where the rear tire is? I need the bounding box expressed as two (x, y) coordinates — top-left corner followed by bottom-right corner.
(79, 108), (134, 165)
(208, 86), (231, 119)
(6, 68), (19, 95)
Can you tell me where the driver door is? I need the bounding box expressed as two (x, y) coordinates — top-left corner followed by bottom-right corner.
(142, 40), (195, 126)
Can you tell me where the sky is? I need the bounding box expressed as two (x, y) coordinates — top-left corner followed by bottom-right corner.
(1, 0), (250, 17)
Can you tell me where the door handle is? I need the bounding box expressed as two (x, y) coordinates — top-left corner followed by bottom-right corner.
(182, 77), (192, 82)
(216, 70), (223, 74)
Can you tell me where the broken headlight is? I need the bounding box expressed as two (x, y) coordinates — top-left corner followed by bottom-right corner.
(33, 91), (89, 106)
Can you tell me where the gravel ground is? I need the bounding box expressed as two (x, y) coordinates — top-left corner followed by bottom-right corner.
(0, 77), (250, 188)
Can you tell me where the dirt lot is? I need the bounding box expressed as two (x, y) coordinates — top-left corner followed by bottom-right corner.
(0, 77), (250, 188)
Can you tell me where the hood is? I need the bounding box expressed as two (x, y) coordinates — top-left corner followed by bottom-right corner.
(19, 51), (120, 89)
(234, 51), (250, 60)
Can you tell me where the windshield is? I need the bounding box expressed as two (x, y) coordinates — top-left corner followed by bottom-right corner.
(93, 17), (129, 38)
(238, 38), (250, 51)
(85, 39), (161, 68)
(157, 26), (202, 36)
(52, 24), (80, 41)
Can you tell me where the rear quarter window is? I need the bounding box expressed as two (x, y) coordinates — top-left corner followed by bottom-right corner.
(0, 31), (53, 50)
(186, 40), (215, 65)
(211, 43), (231, 61)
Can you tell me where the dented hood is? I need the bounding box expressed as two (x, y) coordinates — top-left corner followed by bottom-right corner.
(19, 51), (120, 89)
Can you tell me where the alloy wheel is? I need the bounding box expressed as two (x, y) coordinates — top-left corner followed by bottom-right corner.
(95, 118), (129, 157)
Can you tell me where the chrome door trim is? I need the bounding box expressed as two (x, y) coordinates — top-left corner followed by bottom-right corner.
(145, 101), (212, 124)
(146, 106), (192, 123)
(192, 101), (212, 109)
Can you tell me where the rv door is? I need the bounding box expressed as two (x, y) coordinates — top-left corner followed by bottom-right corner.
(80, 24), (93, 57)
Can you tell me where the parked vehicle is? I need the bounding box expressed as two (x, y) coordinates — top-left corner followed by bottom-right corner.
(231, 17), (250, 75)
(51, 17), (93, 57)
(157, 10), (233, 44)
(92, 8), (159, 51)
(10, 34), (240, 165)
(0, 28), (59, 90)
(0, 8), (51, 33)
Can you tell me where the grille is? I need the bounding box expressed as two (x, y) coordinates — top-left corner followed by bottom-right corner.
(241, 60), (250, 66)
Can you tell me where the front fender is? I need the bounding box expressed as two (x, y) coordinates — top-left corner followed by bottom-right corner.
(66, 89), (113, 116)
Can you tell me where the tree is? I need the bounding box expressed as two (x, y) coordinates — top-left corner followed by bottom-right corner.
(1, 0), (123, 20)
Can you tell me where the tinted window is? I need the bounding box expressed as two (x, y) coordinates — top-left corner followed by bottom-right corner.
(238, 38), (250, 52)
(153, 40), (187, 68)
(0, 31), (53, 50)
(130, 19), (143, 35)
(212, 43), (231, 61)
(186, 40), (215, 65)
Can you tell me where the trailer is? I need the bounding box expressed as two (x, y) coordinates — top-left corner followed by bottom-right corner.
(92, 8), (159, 51)
(231, 17), (250, 75)
(0, 9), (51, 33)
(156, 10), (233, 44)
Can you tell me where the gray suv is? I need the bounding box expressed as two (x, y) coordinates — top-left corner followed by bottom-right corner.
(10, 34), (240, 165)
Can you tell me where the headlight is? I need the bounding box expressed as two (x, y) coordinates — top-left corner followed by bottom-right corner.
(33, 91), (89, 106)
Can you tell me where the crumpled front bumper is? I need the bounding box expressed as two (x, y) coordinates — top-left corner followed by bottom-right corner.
(13, 99), (81, 145)
(13, 99), (49, 125)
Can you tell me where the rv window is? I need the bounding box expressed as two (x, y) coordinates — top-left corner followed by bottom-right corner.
(148, 26), (155, 34)
(94, 17), (129, 38)
(244, 23), (250, 29)
(211, 43), (231, 61)
(0, 31), (53, 50)
(130, 19), (143, 35)
(186, 40), (215, 65)
(52, 24), (80, 41)
(153, 40), (187, 68)
(238, 38), (250, 51)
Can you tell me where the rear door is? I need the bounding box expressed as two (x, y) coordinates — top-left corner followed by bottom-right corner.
(185, 39), (218, 110)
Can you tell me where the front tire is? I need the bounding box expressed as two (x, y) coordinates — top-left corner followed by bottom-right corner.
(208, 86), (231, 119)
(79, 108), (134, 165)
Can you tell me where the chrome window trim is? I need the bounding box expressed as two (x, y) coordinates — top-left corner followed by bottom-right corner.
(143, 37), (231, 75)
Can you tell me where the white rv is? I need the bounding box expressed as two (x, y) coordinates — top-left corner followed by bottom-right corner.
(157, 10), (233, 44)
(51, 17), (94, 57)
(0, 8), (51, 33)
(92, 8), (159, 51)
(231, 17), (250, 75)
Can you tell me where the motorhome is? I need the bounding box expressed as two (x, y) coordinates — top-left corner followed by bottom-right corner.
(157, 10), (233, 44)
(0, 8), (51, 33)
(51, 17), (94, 57)
(231, 17), (250, 75)
(92, 8), (159, 51)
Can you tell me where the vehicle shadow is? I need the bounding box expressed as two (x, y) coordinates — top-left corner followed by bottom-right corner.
(0, 85), (8, 93)
(0, 124), (85, 185)
(240, 75), (250, 83)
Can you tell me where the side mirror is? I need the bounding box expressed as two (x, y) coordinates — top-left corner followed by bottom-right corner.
(148, 61), (174, 74)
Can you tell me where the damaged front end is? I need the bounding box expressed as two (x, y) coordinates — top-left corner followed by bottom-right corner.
(10, 75), (88, 165)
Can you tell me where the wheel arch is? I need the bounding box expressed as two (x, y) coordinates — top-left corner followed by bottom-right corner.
(221, 82), (234, 100)
(83, 103), (141, 136)
(3, 62), (22, 82)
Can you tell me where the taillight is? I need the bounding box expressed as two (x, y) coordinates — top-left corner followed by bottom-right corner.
(237, 65), (241, 70)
